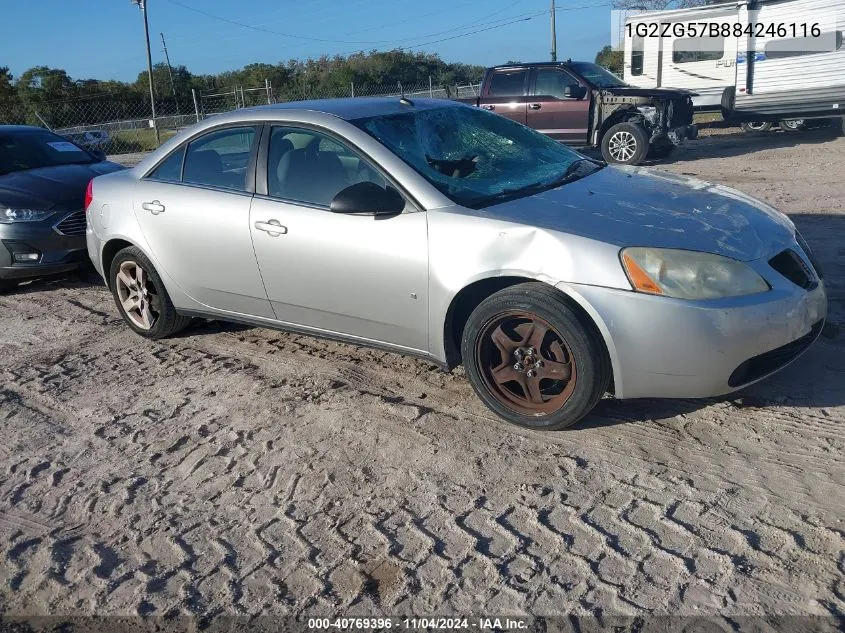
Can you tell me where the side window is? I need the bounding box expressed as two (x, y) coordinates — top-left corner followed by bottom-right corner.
(182, 126), (256, 191)
(765, 31), (843, 59)
(148, 148), (184, 182)
(487, 69), (527, 97)
(534, 69), (580, 98)
(267, 127), (387, 207)
(673, 36), (725, 63)
(631, 34), (644, 76)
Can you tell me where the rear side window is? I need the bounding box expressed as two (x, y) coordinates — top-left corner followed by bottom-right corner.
(149, 148), (184, 182)
(147, 126), (257, 191)
(487, 69), (527, 96)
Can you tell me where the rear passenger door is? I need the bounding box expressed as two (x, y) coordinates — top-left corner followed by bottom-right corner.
(249, 125), (430, 351)
(527, 67), (590, 144)
(132, 125), (274, 318)
(480, 68), (530, 125)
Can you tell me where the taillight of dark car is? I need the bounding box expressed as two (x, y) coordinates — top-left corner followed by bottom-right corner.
(84, 179), (94, 212)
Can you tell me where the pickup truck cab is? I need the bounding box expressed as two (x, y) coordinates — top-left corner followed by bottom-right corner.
(463, 61), (698, 165)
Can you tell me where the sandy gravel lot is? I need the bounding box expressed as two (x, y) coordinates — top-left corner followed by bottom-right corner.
(1, 124), (844, 627)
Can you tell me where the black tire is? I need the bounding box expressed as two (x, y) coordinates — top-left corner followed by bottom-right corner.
(839, 116), (845, 137)
(109, 246), (191, 339)
(741, 121), (773, 134)
(779, 119), (806, 133)
(460, 282), (611, 431)
(0, 279), (17, 294)
(647, 142), (675, 160)
(600, 122), (649, 165)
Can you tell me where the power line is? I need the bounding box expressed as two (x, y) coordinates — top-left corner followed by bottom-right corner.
(164, 0), (392, 44)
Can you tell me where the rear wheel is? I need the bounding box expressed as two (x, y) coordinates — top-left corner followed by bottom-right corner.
(741, 121), (773, 134)
(109, 246), (191, 339)
(461, 282), (611, 430)
(779, 119), (806, 132)
(601, 122), (649, 165)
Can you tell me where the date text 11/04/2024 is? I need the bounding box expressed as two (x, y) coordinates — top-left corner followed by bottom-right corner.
(307, 617), (529, 630)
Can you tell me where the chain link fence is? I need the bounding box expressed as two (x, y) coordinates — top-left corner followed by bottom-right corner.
(0, 78), (481, 157)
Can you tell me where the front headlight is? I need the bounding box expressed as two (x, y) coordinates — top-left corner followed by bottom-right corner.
(0, 208), (55, 223)
(621, 247), (770, 300)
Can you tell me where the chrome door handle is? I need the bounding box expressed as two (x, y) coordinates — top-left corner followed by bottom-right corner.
(255, 220), (287, 236)
(482, 104), (495, 111)
(529, 103), (542, 110)
(142, 200), (165, 215)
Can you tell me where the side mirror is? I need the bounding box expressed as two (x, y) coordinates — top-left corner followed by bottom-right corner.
(330, 181), (405, 216)
(563, 85), (587, 99)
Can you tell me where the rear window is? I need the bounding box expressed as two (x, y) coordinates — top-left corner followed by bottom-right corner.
(487, 69), (527, 97)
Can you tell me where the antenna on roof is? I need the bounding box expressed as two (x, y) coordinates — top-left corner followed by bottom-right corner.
(399, 96), (414, 106)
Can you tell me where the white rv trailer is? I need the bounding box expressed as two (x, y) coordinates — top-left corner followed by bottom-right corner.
(623, 0), (845, 120)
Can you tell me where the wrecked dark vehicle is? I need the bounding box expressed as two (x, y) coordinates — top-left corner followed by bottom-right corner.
(461, 61), (697, 165)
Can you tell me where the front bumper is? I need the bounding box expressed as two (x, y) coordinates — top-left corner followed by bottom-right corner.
(0, 211), (88, 281)
(558, 274), (827, 400)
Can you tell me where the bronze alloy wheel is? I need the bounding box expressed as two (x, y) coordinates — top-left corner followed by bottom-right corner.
(475, 311), (577, 416)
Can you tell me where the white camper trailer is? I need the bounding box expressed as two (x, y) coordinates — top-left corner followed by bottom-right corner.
(624, 3), (741, 109)
(624, 0), (845, 123)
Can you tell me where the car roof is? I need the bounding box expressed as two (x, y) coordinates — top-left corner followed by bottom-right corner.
(247, 96), (464, 121)
(489, 61), (590, 70)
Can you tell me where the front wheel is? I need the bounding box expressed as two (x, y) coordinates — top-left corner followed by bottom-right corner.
(601, 122), (649, 165)
(461, 282), (611, 430)
(109, 246), (192, 339)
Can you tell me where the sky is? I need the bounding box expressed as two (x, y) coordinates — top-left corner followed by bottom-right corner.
(1, 0), (615, 83)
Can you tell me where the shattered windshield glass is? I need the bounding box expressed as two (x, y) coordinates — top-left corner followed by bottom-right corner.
(352, 105), (583, 208)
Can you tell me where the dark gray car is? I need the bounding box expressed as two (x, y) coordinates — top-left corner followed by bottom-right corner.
(0, 125), (123, 292)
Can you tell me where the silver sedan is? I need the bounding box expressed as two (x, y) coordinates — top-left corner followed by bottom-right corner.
(85, 98), (827, 430)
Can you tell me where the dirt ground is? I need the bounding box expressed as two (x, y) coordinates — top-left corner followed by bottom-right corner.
(1, 124), (844, 627)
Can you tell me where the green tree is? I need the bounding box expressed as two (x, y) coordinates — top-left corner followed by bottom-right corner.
(595, 45), (624, 75)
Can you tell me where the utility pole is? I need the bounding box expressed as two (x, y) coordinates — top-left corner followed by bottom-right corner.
(131, 0), (160, 144)
(160, 32), (181, 117)
(550, 0), (557, 62)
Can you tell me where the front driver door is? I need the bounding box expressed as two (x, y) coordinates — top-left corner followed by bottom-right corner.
(132, 125), (274, 318)
(527, 67), (590, 144)
(249, 125), (429, 352)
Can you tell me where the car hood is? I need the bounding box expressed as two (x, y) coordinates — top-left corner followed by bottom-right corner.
(0, 161), (123, 210)
(470, 165), (795, 262)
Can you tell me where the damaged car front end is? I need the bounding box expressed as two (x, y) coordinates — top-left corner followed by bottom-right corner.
(592, 87), (698, 163)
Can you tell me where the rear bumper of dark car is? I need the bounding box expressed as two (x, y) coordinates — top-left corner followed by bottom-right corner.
(0, 211), (88, 281)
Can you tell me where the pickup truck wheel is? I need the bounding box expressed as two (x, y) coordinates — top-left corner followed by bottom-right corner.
(741, 121), (773, 134)
(601, 122), (649, 165)
(840, 116), (845, 137)
(779, 119), (806, 132)
(461, 282), (610, 431)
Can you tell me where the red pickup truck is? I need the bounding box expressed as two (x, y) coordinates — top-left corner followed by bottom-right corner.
(462, 61), (697, 165)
